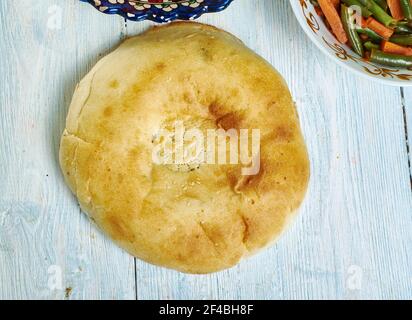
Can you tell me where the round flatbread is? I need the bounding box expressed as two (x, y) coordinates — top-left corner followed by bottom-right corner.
(59, 22), (310, 274)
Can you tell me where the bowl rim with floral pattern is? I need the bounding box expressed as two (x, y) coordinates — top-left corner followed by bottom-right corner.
(80, 0), (234, 23)
(290, 0), (412, 86)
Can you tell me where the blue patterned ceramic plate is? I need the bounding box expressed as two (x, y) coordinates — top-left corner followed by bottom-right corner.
(80, 0), (234, 23)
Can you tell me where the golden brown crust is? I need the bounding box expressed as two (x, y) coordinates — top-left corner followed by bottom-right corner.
(59, 22), (310, 274)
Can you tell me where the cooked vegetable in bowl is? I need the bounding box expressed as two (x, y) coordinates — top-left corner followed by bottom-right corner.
(315, 0), (412, 67)
(290, 0), (412, 85)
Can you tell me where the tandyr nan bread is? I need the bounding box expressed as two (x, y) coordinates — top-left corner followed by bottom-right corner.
(59, 22), (310, 274)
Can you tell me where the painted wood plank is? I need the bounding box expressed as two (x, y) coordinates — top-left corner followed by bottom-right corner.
(130, 0), (412, 300)
(0, 0), (135, 300)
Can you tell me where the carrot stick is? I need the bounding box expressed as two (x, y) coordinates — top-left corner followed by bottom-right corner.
(360, 17), (367, 28)
(366, 17), (394, 39)
(318, 0), (348, 43)
(330, 0), (340, 8)
(381, 40), (412, 55)
(387, 0), (404, 20)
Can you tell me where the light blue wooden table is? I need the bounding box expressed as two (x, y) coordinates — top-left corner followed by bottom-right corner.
(0, 0), (411, 300)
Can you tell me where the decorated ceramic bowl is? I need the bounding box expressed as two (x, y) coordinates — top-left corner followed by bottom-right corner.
(290, 0), (412, 86)
(80, 0), (234, 23)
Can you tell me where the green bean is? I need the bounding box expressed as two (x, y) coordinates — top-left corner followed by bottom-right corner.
(374, 0), (388, 11)
(341, 0), (372, 17)
(356, 27), (383, 42)
(394, 21), (412, 34)
(370, 49), (412, 67)
(364, 41), (380, 50)
(400, 0), (412, 21)
(390, 34), (412, 45)
(394, 23), (412, 34)
(341, 5), (364, 56)
(396, 21), (412, 27)
(357, 0), (395, 26)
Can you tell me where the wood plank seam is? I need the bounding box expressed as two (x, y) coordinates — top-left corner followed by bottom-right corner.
(400, 88), (412, 191)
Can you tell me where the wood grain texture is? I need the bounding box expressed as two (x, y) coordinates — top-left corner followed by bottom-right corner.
(0, 0), (411, 300)
(0, 0), (135, 300)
